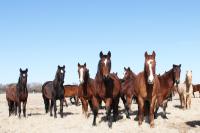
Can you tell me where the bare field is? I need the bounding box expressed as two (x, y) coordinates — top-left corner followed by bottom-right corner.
(0, 93), (200, 133)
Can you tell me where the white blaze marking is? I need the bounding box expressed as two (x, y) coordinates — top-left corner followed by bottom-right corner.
(79, 68), (84, 83)
(123, 70), (126, 77)
(147, 59), (154, 83)
(104, 59), (107, 66)
(61, 70), (64, 73)
(23, 74), (26, 77)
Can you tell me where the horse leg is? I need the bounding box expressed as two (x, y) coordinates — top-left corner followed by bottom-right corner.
(120, 94), (126, 109)
(88, 100), (93, 111)
(193, 92), (195, 98)
(113, 96), (119, 122)
(105, 98), (112, 128)
(183, 94), (186, 110)
(18, 102), (21, 118)
(138, 96), (144, 126)
(92, 96), (99, 126)
(162, 100), (168, 119)
(150, 96), (156, 128)
(81, 98), (89, 118)
(23, 100), (27, 117)
(125, 95), (132, 119)
(7, 100), (12, 117)
(14, 102), (17, 116)
(60, 99), (64, 118)
(75, 96), (79, 106)
(50, 100), (53, 116)
(53, 99), (57, 118)
(64, 98), (68, 107)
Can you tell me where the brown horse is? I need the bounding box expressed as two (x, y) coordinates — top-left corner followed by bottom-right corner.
(92, 51), (121, 128)
(155, 64), (181, 119)
(192, 84), (200, 98)
(64, 85), (79, 106)
(134, 51), (160, 128)
(77, 63), (97, 118)
(42, 65), (65, 118)
(6, 68), (28, 118)
(121, 67), (137, 118)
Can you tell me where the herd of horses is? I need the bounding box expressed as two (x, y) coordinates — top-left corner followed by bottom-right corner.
(5, 51), (200, 128)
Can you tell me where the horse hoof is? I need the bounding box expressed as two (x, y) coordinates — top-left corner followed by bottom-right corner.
(126, 115), (130, 119)
(108, 122), (112, 128)
(92, 123), (96, 126)
(138, 121), (142, 126)
(150, 123), (155, 128)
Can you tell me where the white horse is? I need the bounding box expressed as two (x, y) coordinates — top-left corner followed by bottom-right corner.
(176, 71), (193, 109)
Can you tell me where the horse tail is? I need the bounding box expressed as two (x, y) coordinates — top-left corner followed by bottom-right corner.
(42, 82), (49, 113)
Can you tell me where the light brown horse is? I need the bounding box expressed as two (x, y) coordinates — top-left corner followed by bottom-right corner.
(92, 51), (121, 128)
(64, 85), (79, 106)
(77, 63), (97, 118)
(6, 68), (28, 118)
(155, 64), (181, 119)
(121, 67), (137, 118)
(192, 84), (200, 98)
(134, 51), (160, 128)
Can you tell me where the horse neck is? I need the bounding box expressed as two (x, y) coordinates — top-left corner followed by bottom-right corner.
(161, 69), (174, 87)
(53, 73), (63, 88)
(17, 77), (27, 93)
(185, 76), (192, 88)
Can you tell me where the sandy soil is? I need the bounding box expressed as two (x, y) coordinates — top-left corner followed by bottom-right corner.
(0, 93), (200, 133)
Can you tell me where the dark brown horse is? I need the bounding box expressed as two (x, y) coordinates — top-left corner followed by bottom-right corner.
(92, 51), (121, 128)
(134, 51), (160, 128)
(64, 85), (79, 106)
(121, 67), (137, 118)
(77, 63), (97, 118)
(6, 68), (28, 118)
(155, 64), (181, 119)
(42, 65), (65, 118)
(193, 84), (200, 98)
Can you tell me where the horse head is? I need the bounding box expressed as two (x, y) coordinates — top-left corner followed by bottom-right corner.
(98, 51), (111, 79)
(78, 63), (89, 84)
(144, 51), (156, 85)
(172, 64), (181, 85)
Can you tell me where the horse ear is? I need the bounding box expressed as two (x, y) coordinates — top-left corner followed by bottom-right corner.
(152, 51), (156, 58)
(179, 64), (181, 67)
(99, 51), (103, 58)
(58, 65), (60, 68)
(128, 67), (131, 71)
(173, 64), (175, 67)
(20, 68), (22, 72)
(124, 67), (127, 71)
(63, 65), (65, 68)
(26, 68), (28, 72)
(145, 51), (148, 58)
(84, 63), (86, 67)
(108, 51), (111, 58)
(78, 63), (80, 67)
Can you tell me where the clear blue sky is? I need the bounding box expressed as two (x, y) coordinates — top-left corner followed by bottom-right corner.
(0, 0), (200, 84)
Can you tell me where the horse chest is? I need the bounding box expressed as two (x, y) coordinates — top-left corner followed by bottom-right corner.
(18, 92), (28, 101)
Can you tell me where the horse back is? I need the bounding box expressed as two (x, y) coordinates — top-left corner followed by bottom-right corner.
(64, 85), (79, 97)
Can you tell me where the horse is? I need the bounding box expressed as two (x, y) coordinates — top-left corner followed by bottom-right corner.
(134, 51), (160, 128)
(77, 63), (96, 118)
(64, 85), (79, 106)
(177, 70), (193, 109)
(6, 68), (28, 118)
(120, 67), (137, 119)
(192, 84), (200, 98)
(92, 51), (121, 128)
(42, 65), (65, 118)
(155, 64), (181, 119)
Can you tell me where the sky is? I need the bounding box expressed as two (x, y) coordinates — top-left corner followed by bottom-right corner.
(0, 0), (200, 84)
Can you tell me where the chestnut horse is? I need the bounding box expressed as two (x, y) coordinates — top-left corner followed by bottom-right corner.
(121, 67), (137, 118)
(42, 65), (65, 118)
(6, 68), (28, 118)
(64, 85), (79, 106)
(134, 51), (160, 128)
(92, 51), (121, 128)
(192, 84), (200, 98)
(77, 63), (97, 118)
(155, 64), (181, 119)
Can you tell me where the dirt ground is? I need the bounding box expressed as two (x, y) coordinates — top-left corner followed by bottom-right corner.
(0, 93), (200, 133)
